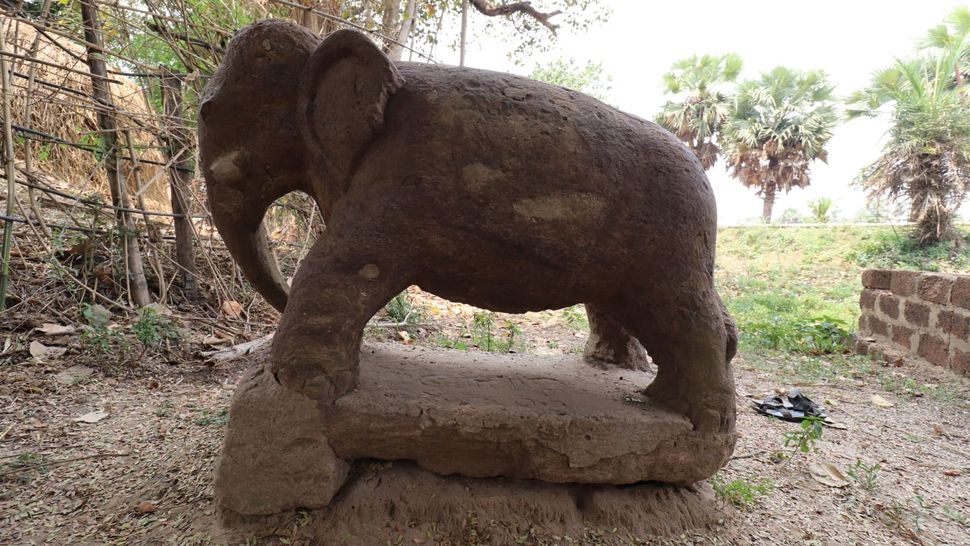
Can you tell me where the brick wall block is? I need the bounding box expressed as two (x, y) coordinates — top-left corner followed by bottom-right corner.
(951, 349), (970, 377)
(903, 301), (931, 328)
(917, 334), (949, 367)
(892, 324), (914, 350)
(918, 273), (955, 305)
(869, 316), (889, 338)
(952, 277), (970, 310)
(890, 270), (920, 297)
(860, 289), (880, 311)
(862, 269), (892, 290)
(938, 310), (970, 342)
(877, 294), (900, 319)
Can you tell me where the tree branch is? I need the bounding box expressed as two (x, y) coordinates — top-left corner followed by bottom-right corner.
(469, 1), (562, 34)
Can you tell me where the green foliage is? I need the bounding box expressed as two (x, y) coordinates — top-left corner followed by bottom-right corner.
(472, 311), (496, 352)
(132, 307), (179, 349)
(847, 459), (881, 490)
(808, 197), (835, 223)
(194, 408), (229, 427)
(530, 57), (612, 101)
(722, 67), (838, 221)
(847, 10), (970, 244)
(782, 415), (825, 454)
(744, 316), (848, 354)
(561, 305), (589, 330)
(710, 474), (773, 509)
(80, 304), (116, 353)
(777, 208), (804, 224)
(845, 228), (970, 271)
(656, 53), (742, 169)
(384, 291), (423, 325)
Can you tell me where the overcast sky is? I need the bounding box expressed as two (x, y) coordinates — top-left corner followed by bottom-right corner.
(443, 0), (969, 224)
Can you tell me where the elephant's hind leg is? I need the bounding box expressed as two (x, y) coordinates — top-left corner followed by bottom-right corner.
(271, 228), (410, 402)
(614, 287), (737, 435)
(583, 303), (650, 371)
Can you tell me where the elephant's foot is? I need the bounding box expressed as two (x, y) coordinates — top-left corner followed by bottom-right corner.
(583, 304), (650, 371)
(642, 364), (736, 435)
(271, 338), (361, 402)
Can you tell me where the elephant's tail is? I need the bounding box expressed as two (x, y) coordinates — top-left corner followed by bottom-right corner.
(718, 296), (738, 364)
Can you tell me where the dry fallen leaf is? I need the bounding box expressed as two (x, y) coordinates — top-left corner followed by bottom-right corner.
(35, 323), (77, 336)
(134, 501), (156, 514)
(943, 469), (961, 477)
(398, 331), (413, 344)
(809, 462), (850, 488)
(73, 410), (109, 424)
(221, 300), (244, 319)
(931, 424), (945, 436)
(870, 394), (895, 408)
(29, 341), (67, 361)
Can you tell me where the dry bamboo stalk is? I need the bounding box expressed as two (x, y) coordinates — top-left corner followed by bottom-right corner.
(79, 0), (151, 307)
(160, 73), (197, 301)
(0, 20), (18, 311)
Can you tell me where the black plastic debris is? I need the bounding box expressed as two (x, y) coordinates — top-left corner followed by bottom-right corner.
(752, 388), (827, 421)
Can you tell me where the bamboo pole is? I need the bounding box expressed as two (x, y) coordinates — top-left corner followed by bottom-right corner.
(0, 21), (17, 311)
(160, 73), (197, 300)
(79, 0), (151, 307)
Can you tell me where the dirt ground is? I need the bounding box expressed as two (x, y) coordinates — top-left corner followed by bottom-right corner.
(1, 290), (968, 545)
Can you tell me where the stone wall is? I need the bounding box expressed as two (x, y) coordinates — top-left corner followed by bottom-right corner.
(856, 269), (970, 377)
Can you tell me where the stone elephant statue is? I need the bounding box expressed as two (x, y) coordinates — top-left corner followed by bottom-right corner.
(199, 19), (737, 434)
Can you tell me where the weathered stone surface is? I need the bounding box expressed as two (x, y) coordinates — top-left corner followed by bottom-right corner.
(869, 315), (889, 338)
(892, 324), (914, 350)
(890, 270), (920, 297)
(216, 364), (349, 516)
(878, 293), (900, 319)
(918, 274), (955, 305)
(860, 289), (879, 311)
(939, 310), (970, 342)
(323, 344), (734, 486)
(862, 269), (892, 290)
(951, 349), (970, 376)
(952, 276), (970, 310)
(904, 301), (931, 328)
(917, 334), (949, 367)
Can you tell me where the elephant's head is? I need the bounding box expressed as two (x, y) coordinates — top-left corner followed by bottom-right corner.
(199, 20), (403, 311)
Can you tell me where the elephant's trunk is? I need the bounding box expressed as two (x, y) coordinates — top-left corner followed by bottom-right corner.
(208, 182), (290, 313)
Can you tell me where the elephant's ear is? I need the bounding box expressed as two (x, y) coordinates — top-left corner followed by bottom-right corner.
(298, 29), (404, 187)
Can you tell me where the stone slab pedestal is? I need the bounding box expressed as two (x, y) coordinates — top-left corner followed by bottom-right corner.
(215, 343), (735, 516)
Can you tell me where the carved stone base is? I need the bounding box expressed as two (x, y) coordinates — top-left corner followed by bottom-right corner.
(215, 343), (735, 516)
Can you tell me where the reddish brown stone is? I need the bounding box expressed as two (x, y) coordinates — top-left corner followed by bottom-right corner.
(878, 294), (900, 319)
(861, 269), (892, 290)
(918, 274), (955, 305)
(950, 349), (970, 377)
(952, 276), (970, 310)
(858, 314), (869, 333)
(892, 324), (914, 350)
(890, 270), (920, 297)
(860, 289), (880, 311)
(904, 301), (931, 328)
(917, 334), (949, 367)
(938, 310), (970, 342)
(869, 316), (889, 338)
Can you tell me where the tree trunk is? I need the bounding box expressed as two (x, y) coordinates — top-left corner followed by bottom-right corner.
(160, 73), (198, 301)
(761, 183), (776, 223)
(387, 0), (416, 61)
(79, 0), (151, 307)
(460, 0), (469, 67)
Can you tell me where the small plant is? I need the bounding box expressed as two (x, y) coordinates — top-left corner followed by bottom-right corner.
(503, 320), (523, 352)
(132, 307), (179, 356)
(561, 305), (589, 330)
(710, 474), (773, 509)
(195, 408), (229, 427)
(847, 459), (880, 490)
(808, 196), (835, 223)
(80, 304), (117, 353)
(782, 415), (825, 455)
(472, 311), (496, 352)
(384, 291), (422, 325)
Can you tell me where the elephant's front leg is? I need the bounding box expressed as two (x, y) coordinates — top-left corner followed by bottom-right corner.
(583, 303), (650, 371)
(271, 231), (407, 402)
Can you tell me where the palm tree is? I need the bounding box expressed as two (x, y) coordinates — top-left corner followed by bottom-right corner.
(656, 54), (742, 170)
(721, 67), (838, 222)
(920, 6), (970, 87)
(846, 50), (970, 244)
